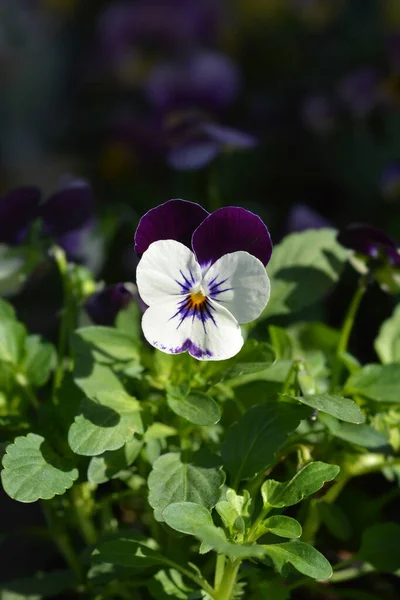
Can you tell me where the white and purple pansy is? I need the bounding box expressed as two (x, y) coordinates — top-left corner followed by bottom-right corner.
(135, 199), (272, 361)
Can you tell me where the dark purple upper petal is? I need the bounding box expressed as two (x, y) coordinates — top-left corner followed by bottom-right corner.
(192, 206), (273, 267)
(134, 199), (209, 255)
(41, 179), (95, 237)
(84, 283), (134, 326)
(0, 186), (41, 245)
(337, 223), (398, 258)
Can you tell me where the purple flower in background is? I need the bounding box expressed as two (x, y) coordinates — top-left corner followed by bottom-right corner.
(98, 0), (223, 65)
(0, 178), (96, 261)
(85, 283), (134, 325)
(144, 51), (256, 170)
(381, 162), (400, 199)
(286, 204), (331, 233)
(0, 186), (41, 245)
(337, 223), (400, 293)
(135, 199), (272, 360)
(337, 68), (381, 117)
(337, 224), (400, 266)
(40, 178), (96, 260)
(301, 94), (336, 134)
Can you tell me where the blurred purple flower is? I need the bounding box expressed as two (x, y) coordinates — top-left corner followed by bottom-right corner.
(337, 68), (381, 117)
(337, 223), (400, 267)
(287, 204), (331, 233)
(301, 94), (336, 134)
(145, 52), (240, 112)
(84, 283), (135, 325)
(0, 186), (41, 245)
(381, 162), (400, 199)
(98, 0), (223, 65)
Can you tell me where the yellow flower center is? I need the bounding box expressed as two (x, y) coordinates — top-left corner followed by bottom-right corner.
(190, 290), (206, 306)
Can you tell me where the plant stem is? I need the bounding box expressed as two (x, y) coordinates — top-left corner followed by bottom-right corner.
(214, 559), (241, 600)
(51, 246), (73, 398)
(42, 501), (83, 583)
(246, 505), (271, 543)
(214, 554), (226, 589)
(282, 361), (299, 395)
(330, 277), (367, 392)
(70, 483), (98, 546)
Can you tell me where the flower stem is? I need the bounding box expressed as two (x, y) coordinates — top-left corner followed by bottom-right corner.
(330, 277), (367, 392)
(214, 559), (241, 600)
(70, 483), (98, 546)
(51, 246), (73, 398)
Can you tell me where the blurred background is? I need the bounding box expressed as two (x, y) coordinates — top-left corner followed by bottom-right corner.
(1, 0), (400, 591)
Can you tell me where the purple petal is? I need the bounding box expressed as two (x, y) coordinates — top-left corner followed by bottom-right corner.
(84, 283), (134, 325)
(41, 179), (95, 237)
(192, 206), (273, 267)
(200, 123), (257, 148)
(145, 51), (240, 112)
(286, 204), (331, 233)
(134, 199), (209, 255)
(0, 186), (41, 245)
(337, 68), (381, 117)
(167, 140), (220, 170)
(337, 224), (398, 259)
(381, 162), (400, 198)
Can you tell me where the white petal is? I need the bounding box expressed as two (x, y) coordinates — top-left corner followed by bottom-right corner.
(203, 251), (270, 324)
(187, 299), (244, 361)
(141, 295), (192, 355)
(141, 296), (243, 361)
(136, 239), (202, 306)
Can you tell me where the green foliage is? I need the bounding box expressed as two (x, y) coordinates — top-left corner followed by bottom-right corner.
(222, 401), (309, 483)
(261, 462), (340, 508)
(148, 450), (225, 521)
(263, 515), (302, 538)
(68, 390), (143, 456)
(23, 335), (56, 387)
(260, 229), (348, 320)
(87, 436), (143, 484)
(375, 304), (400, 363)
(1, 433), (78, 502)
(205, 339), (276, 385)
(282, 393), (365, 423)
(345, 364), (400, 403)
(263, 541), (333, 580)
(358, 523), (400, 572)
(167, 386), (221, 425)
(94, 537), (167, 568)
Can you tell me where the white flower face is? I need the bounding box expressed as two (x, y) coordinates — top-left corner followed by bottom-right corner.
(136, 239), (270, 360)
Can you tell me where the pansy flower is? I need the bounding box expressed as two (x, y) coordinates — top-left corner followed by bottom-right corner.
(337, 223), (400, 293)
(286, 203), (330, 233)
(135, 199), (272, 360)
(0, 186), (41, 245)
(85, 283), (135, 326)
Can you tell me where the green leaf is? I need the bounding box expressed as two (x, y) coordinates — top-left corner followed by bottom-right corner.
(359, 522), (400, 572)
(0, 320), (26, 365)
(23, 335), (56, 387)
(345, 364), (400, 403)
(216, 488), (251, 533)
(263, 541), (332, 580)
(87, 437), (143, 484)
(205, 340), (276, 385)
(148, 450), (225, 522)
(0, 569), (78, 599)
(166, 386), (221, 426)
(94, 538), (167, 568)
(221, 401), (309, 483)
(148, 569), (193, 600)
(318, 503), (351, 542)
(68, 390), (143, 456)
(163, 502), (264, 559)
(282, 393), (365, 423)
(0, 298), (16, 321)
(261, 462), (340, 508)
(323, 417), (391, 451)
(263, 516), (302, 539)
(375, 304), (400, 363)
(116, 301), (141, 339)
(268, 326), (295, 360)
(260, 229), (348, 320)
(1, 433), (78, 502)
(71, 327), (141, 397)
(249, 579), (291, 600)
